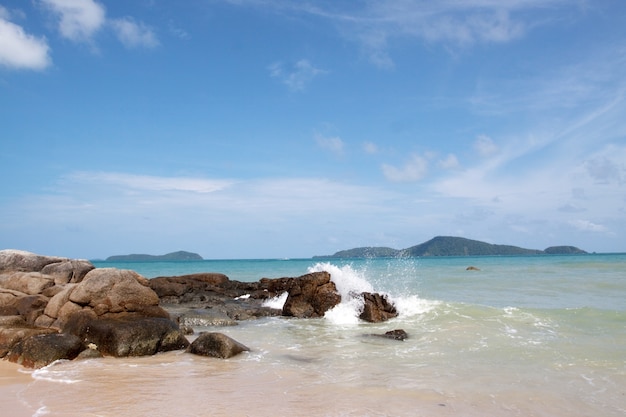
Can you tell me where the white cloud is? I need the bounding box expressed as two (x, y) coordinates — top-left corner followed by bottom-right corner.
(227, 0), (568, 68)
(0, 9), (51, 70)
(41, 0), (106, 43)
(110, 17), (159, 49)
(269, 59), (327, 91)
(569, 219), (608, 233)
(67, 172), (234, 193)
(382, 154), (428, 182)
(315, 133), (344, 155)
(438, 153), (460, 170)
(363, 141), (379, 154)
(473, 134), (498, 157)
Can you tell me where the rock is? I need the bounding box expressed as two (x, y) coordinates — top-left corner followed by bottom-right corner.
(69, 268), (159, 313)
(187, 332), (250, 359)
(281, 272), (341, 318)
(466, 266), (480, 271)
(6, 333), (84, 368)
(381, 329), (408, 340)
(149, 273), (231, 299)
(359, 292), (398, 323)
(0, 321), (57, 358)
(62, 312), (190, 357)
(0, 272), (54, 295)
(177, 310), (238, 327)
(41, 259), (94, 284)
(0, 250), (67, 273)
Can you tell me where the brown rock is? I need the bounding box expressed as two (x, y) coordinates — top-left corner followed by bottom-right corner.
(281, 271), (341, 318)
(0, 250), (67, 273)
(359, 292), (398, 323)
(69, 268), (159, 314)
(63, 312), (190, 357)
(0, 272), (54, 295)
(41, 259), (95, 284)
(6, 333), (84, 368)
(187, 332), (249, 359)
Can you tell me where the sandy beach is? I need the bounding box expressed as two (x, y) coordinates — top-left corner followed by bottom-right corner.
(0, 360), (33, 417)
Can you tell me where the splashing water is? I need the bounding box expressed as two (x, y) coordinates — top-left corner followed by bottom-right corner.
(261, 291), (288, 309)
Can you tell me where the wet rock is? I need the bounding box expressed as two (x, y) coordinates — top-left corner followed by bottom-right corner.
(177, 310), (238, 327)
(0, 320), (57, 358)
(6, 333), (84, 368)
(63, 312), (190, 357)
(466, 266), (480, 271)
(359, 292), (398, 323)
(187, 332), (250, 359)
(378, 329), (408, 341)
(281, 271), (341, 318)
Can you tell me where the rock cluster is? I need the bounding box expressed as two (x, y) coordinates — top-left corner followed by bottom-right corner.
(1, 249), (403, 368)
(0, 250), (188, 367)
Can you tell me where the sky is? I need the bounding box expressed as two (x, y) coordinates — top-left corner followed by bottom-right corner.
(1, 0), (625, 259)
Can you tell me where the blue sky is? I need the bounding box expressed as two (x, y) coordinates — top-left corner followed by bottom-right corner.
(1, 0), (625, 259)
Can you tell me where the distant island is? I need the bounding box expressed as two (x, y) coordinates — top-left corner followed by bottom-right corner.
(105, 251), (203, 262)
(314, 236), (587, 258)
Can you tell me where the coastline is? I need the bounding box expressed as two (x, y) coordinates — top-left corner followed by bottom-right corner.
(0, 360), (33, 417)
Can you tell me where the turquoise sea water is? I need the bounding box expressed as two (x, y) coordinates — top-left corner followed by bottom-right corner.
(17, 254), (626, 416)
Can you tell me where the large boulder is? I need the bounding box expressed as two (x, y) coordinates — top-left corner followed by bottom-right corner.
(187, 332), (249, 359)
(359, 292), (398, 323)
(0, 250), (93, 282)
(149, 273), (231, 300)
(6, 333), (85, 368)
(0, 272), (54, 295)
(0, 250), (67, 273)
(63, 312), (190, 357)
(0, 316), (57, 358)
(280, 271), (341, 318)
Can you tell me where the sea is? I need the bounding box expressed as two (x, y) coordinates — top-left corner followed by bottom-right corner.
(13, 254), (626, 416)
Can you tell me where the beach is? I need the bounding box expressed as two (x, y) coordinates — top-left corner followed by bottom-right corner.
(2, 254), (625, 416)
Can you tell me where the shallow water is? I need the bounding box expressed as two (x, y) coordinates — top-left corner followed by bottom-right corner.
(13, 254), (626, 416)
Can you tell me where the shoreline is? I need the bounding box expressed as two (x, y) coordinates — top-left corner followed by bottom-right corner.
(0, 359), (34, 417)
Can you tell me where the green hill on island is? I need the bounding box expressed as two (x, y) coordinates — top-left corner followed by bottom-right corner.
(315, 236), (587, 258)
(105, 251), (203, 262)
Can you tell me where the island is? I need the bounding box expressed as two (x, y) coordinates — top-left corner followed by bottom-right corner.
(314, 236), (587, 258)
(105, 251), (203, 262)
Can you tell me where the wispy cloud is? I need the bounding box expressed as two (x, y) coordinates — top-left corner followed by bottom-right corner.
(224, 0), (570, 68)
(473, 135), (498, 157)
(382, 154), (428, 182)
(40, 0), (158, 49)
(110, 17), (159, 49)
(41, 0), (106, 43)
(363, 142), (379, 155)
(268, 59), (327, 91)
(0, 7), (51, 70)
(66, 172), (234, 193)
(315, 133), (344, 155)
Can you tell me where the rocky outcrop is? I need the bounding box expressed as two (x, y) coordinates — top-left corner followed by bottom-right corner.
(0, 250), (188, 367)
(187, 332), (250, 359)
(359, 292), (398, 323)
(279, 272), (341, 318)
(152, 271), (342, 320)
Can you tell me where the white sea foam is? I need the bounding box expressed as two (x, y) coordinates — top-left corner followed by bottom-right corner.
(391, 294), (440, 317)
(32, 360), (81, 384)
(262, 291), (288, 309)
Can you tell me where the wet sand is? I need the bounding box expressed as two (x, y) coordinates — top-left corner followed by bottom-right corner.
(0, 360), (33, 417)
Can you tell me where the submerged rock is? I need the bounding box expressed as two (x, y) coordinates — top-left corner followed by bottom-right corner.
(187, 332), (250, 359)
